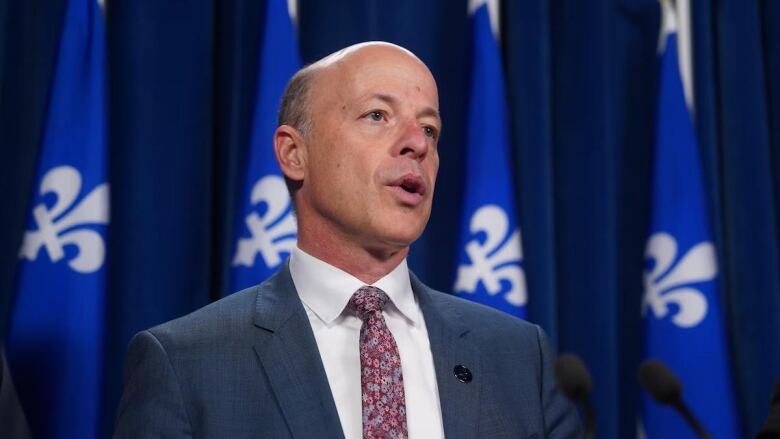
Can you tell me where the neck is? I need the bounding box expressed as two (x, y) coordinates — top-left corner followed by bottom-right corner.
(296, 227), (409, 285)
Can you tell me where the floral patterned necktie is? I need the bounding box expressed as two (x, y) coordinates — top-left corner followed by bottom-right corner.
(351, 286), (408, 439)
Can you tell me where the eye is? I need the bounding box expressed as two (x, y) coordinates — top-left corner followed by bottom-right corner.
(423, 126), (437, 138)
(366, 111), (384, 122)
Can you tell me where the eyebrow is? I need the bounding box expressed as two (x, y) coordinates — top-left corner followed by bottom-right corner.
(368, 93), (441, 123)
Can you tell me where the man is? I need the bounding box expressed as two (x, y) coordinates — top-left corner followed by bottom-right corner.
(114, 42), (581, 438)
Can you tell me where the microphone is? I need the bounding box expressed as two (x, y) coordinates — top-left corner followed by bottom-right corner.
(638, 359), (712, 439)
(757, 379), (780, 438)
(555, 353), (595, 439)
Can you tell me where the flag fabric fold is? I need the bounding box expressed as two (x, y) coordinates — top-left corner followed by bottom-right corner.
(6, 0), (109, 437)
(453, 1), (527, 318)
(641, 4), (741, 437)
(229, 0), (301, 292)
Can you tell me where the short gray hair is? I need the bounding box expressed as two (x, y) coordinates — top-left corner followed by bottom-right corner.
(277, 65), (320, 200)
(277, 65), (317, 137)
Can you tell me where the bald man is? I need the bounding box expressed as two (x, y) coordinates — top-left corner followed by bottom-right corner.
(114, 42), (581, 439)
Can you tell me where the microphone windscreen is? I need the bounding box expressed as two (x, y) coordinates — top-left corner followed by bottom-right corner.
(638, 359), (682, 405)
(555, 353), (593, 401)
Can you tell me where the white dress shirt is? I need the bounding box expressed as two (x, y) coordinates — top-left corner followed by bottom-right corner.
(289, 246), (445, 439)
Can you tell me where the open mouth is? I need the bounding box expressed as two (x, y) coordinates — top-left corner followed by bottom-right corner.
(393, 175), (425, 196)
(388, 174), (426, 206)
(400, 180), (421, 195)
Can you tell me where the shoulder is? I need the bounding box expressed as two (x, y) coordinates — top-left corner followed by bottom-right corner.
(116, 279), (284, 437)
(143, 285), (260, 348)
(429, 288), (538, 332)
(412, 274), (545, 353)
(129, 263), (300, 361)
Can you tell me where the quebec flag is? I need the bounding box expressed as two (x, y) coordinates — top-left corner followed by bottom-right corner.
(453, 0), (527, 318)
(641, 1), (740, 437)
(230, 0), (300, 292)
(6, 0), (109, 437)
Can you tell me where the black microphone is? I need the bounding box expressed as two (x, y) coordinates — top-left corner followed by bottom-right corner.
(638, 359), (712, 439)
(555, 353), (595, 439)
(757, 379), (780, 438)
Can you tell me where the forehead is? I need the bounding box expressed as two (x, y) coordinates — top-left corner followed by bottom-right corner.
(312, 46), (439, 109)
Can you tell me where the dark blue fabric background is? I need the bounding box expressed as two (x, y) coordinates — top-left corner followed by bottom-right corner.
(1, 0), (779, 437)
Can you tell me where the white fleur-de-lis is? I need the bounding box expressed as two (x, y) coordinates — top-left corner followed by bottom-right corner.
(454, 204), (527, 306)
(232, 175), (297, 268)
(642, 232), (715, 328)
(19, 166), (110, 273)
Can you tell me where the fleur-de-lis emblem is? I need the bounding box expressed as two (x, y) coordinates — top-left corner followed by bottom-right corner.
(232, 175), (297, 268)
(19, 166), (110, 273)
(643, 232), (715, 328)
(454, 204), (527, 306)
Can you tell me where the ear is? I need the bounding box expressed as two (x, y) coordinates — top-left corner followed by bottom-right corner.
(273, 125), (306, 182)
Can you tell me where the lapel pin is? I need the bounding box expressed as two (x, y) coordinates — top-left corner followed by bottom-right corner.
(453, 364), (472, 383)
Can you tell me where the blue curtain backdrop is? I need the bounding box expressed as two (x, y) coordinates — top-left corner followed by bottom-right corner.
(1, 0), (779, 437)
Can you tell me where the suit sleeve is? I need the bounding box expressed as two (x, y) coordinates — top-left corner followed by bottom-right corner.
(114, 330), (193, 438)
(536, 325), (583, 438)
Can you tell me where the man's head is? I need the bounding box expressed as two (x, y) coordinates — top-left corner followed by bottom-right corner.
(273, 42), (441, 261)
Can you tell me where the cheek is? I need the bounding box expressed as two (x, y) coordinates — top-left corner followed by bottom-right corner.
(309, 138), (347, 181)
(318, 155), (377, 202)
(426, 154), (440, 187)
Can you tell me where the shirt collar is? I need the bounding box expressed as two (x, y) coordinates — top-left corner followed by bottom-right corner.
(289, 246), (419, 326)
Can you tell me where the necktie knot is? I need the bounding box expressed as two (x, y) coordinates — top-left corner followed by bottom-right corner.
(351, 286), (389, 321)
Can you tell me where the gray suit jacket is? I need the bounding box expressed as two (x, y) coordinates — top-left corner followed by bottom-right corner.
(114, 265), (581, 438)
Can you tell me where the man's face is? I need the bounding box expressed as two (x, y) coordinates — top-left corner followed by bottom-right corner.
(298, 45), (441, 254)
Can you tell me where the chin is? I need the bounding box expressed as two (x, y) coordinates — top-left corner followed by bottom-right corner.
(367, 204), (430, 245)
(376, 223), (426, 248)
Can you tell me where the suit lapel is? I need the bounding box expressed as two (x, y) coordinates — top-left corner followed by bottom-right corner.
(251, 265), (344, 439)
(413, 274), (482, 439)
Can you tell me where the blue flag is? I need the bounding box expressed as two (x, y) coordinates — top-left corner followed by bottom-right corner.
(641, 6), (741, 438)
(6, 1), (109, 437)
(229, 0), (300, 292)
(453, 2), (527, 318)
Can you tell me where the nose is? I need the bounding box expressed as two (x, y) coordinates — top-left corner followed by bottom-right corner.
(396, 119), (429, 160)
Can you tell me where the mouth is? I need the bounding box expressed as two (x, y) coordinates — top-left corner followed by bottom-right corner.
(388, 174), (426, 206)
